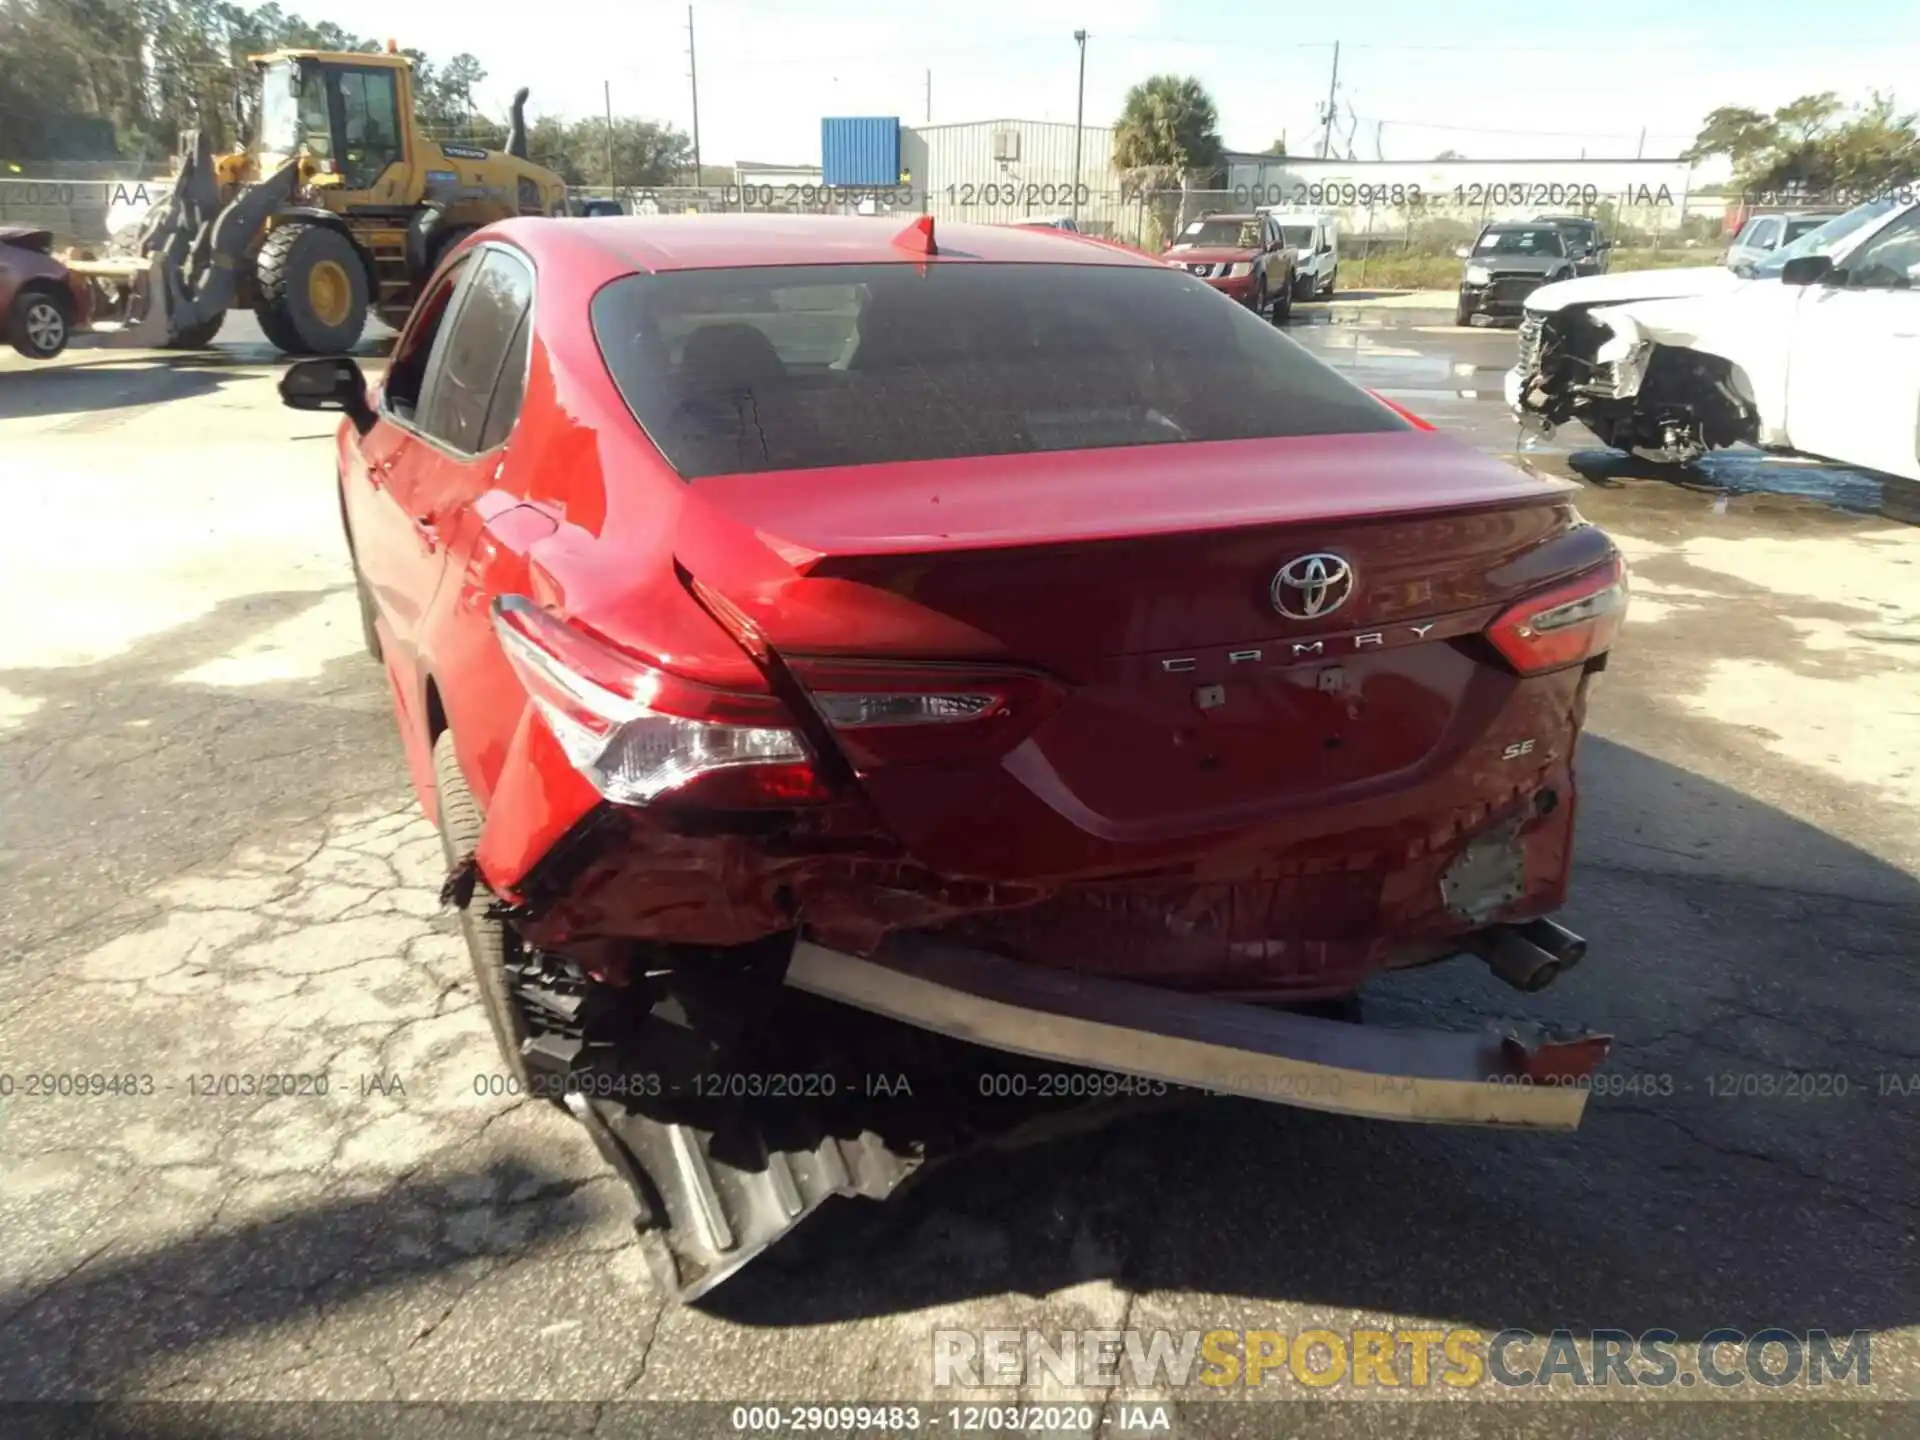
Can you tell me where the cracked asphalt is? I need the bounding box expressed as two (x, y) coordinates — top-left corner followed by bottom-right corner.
(1, 312), (1916, 1433)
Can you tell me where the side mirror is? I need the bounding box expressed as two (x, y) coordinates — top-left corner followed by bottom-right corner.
(280, 356), (375, 435)
(1780, 254), (1835, 286)
(1454, 246), (1472, 260)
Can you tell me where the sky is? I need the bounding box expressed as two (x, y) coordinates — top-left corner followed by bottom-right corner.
(318, 0), (1919, 170)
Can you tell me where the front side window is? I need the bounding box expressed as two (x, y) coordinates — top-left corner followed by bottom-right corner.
(1839, 209), (1920, 289)
(334, 68), (403, 190)
(417, 248), (535, 452)
(1752, 197), (1903, 277)
(591, 262), (1409, 480)
(1279, 225), (1314, 248)
(384, 258), (470, 420)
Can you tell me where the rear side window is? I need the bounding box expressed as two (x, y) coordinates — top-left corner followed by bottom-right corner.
(591, 262), (1407, 479)
(417, 247), (534, 452)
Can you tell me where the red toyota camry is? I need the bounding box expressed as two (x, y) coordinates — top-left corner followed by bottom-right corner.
(283, 213), (1626, 1299)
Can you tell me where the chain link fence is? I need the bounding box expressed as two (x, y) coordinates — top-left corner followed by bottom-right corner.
(10, 171), (1730, 280)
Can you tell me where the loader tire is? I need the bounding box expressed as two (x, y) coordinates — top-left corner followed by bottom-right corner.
(164, 312), (226, 350)
(434, 730), (538, 1093)
(255, 222), (368, 355)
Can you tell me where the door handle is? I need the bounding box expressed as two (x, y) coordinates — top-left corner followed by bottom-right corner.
(413, 514), (439, 552)
(367, 457), (393, 490)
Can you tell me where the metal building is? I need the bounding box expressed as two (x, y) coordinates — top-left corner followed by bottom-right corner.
(902, 119), (1124, 234)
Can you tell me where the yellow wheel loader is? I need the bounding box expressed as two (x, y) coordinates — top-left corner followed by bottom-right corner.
(72, 45), (567, 353)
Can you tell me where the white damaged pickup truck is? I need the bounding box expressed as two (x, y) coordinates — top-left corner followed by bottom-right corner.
(1505, 195), (1920, 483)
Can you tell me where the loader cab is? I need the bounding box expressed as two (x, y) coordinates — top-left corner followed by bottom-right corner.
(255, 53), (412, 200)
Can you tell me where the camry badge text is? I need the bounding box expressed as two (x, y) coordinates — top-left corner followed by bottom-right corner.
(1160, 623), (1436, 672)
(1271, 553), (1355, 620)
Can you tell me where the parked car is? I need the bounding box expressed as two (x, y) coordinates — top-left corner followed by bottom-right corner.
(1532, 214), (1611, 276)
(1508, 196), (1920, 480)
(0, 225), (91, 359)
(282, 213), (1624, 1300)
(1260, 209), (1340, 297)
(1455, 222), (1580, 326)
(1163, 211), (1297, 320)
(569, 198), (625, 218)
(1722, 210), (1842, 270)
(1012, 215), (1080, 232)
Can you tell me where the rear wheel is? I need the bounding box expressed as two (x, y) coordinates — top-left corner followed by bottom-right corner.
(1270, 272), (1293, 324)
(433, 730), (537, 1092)
(9, 286), (71, 359)
(164, 312), (225, 349)
(255, 222), (369, 356)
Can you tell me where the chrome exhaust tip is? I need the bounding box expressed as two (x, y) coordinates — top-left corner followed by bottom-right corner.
(1467, 918), (1587, 993)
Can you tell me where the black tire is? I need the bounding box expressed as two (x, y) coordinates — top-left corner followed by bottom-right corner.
(9, 286), (71, 359)
(164, 312), (226, 350)
(1455, 296), (1475, 327)
(1250, 273), (1267, 316)
(433, 730), (536, 1091)
(254, 221), (369, 355)
(253, 299), (305, 353)
(1292, 269), (1313, 301)
(1270, 272), (1293, 324)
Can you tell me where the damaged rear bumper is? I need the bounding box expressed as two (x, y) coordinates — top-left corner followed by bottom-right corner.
(583, 929), (1610, 1302)
(788, 933), (1608, 1129)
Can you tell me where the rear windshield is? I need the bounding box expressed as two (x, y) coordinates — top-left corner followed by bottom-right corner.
(590, 262), (1407, 479)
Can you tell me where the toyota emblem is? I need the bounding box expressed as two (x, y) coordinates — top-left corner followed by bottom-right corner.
(1271, 553), (1355, 620)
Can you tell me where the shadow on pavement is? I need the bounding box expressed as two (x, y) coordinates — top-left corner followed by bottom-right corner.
(0, 361), (246, 420)
(0, 1160), (597, 1400)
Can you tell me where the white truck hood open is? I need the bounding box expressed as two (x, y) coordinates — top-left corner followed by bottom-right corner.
(1524, 265), (1749, 314)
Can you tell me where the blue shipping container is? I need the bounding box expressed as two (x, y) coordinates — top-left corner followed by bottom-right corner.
(821, 117), (901, 187)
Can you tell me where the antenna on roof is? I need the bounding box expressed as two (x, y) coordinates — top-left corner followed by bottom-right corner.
(893, 214), (936, 256)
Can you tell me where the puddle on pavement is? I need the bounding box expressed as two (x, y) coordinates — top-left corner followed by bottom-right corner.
(1556, 448), (1919, 526)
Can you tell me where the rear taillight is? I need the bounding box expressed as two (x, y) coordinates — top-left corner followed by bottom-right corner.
(788, 659), (1066, 769)
(491, 595), (826, 807)
(1486, 555), (1629, 674)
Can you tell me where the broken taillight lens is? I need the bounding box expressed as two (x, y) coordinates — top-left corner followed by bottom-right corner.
(490, 595), (826, 807)
(1486, 555), (1629, 674)
(787, 659), (1066, 769)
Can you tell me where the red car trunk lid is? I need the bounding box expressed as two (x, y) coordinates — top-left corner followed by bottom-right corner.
(685, 431), (1598, 875)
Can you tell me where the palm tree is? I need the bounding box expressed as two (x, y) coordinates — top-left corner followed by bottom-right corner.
(1113, 74), (1225, 238)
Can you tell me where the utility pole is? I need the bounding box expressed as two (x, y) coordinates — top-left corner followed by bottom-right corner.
(687, 6), (703, 187)
(603, 80), (616, 198)
(1635, 126), (1646, 160)
(924, 69), (931, 123)
(1071, 29), (1087, 226)
(1318, 41), (1340, 159)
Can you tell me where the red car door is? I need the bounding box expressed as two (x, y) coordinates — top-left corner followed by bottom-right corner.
(359, 246), (535, 661)
(350, 254), (475, 648)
